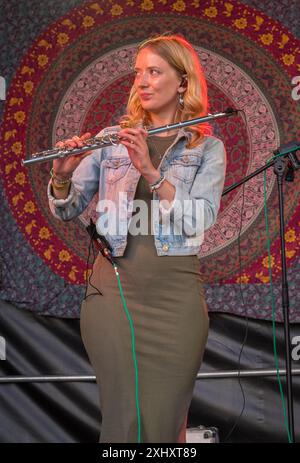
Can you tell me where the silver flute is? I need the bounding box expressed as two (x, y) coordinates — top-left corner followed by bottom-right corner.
(22, 108), (237, 166)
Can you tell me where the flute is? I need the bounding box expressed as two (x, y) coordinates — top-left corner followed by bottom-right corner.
(22, 108), (237, 166)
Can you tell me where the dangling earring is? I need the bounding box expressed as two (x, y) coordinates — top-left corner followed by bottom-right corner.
(179, 93), (184, 109)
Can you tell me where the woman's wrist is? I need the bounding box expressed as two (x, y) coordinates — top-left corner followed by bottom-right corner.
(142, 168), (161, 185)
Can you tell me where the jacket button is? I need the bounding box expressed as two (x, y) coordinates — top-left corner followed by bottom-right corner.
(162, 243), (169, 252)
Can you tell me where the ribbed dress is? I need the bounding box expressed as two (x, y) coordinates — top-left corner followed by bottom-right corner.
(80, 134), (209, 443)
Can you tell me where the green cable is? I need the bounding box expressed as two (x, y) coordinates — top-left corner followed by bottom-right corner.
(113, 263), (142, 443)
(263, 159), (292, 443)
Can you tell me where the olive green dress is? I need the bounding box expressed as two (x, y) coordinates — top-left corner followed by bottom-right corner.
(80, 134), (209, 443)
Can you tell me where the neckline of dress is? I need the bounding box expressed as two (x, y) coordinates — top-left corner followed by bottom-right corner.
(148, 133), (178, 141)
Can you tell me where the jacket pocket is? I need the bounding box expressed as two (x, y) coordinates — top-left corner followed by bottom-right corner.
(169, 153), (202, 183)
(103, 157), (131, 184)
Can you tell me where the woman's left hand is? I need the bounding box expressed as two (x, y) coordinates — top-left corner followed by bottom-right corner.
(118, 127), (156, 178)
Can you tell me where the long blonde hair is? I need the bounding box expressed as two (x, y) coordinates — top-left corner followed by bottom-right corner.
(120, 34), (211, 148)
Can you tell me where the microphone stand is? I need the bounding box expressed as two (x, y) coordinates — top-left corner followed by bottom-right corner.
(222, 141), (300, 443)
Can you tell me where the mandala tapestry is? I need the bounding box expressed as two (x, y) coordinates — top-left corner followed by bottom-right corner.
(0, 0), (299, 319)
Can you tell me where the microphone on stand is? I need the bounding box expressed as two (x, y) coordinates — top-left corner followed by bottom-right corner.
(273, 141), (300, 182)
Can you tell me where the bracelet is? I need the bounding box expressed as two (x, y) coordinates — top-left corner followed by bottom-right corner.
(149, 173), (166, 192)
(52, 178), (71, 190)
(50, 167), (72, 184)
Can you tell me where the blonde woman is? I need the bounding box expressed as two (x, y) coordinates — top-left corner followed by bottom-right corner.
(48, 34), (226, 443)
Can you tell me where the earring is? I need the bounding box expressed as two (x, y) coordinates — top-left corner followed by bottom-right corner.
(179, 93), (184, 108)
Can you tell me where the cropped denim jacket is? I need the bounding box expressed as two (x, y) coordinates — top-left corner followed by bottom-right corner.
(48, 126), (226, 257)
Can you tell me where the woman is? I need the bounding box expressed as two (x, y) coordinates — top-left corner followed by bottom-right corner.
(48, 34), (226, 443)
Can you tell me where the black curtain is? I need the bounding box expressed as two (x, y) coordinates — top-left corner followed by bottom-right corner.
(0, 300), (299, 442)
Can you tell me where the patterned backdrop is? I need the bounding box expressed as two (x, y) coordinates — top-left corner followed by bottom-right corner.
(0, 0), (299, 320)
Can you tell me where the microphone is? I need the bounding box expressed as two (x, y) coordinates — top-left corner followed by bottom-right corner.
(224, 107), (238, 115)
(273, 141), (300, 182)
(86, 219), (115, 266)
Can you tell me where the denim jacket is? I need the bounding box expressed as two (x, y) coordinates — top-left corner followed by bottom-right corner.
(48, 126), (226, 257)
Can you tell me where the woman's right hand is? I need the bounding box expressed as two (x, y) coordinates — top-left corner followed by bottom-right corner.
(52, 132), (92, 179)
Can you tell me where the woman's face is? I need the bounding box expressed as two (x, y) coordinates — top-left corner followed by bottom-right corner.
(134, 47), (183, 121)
